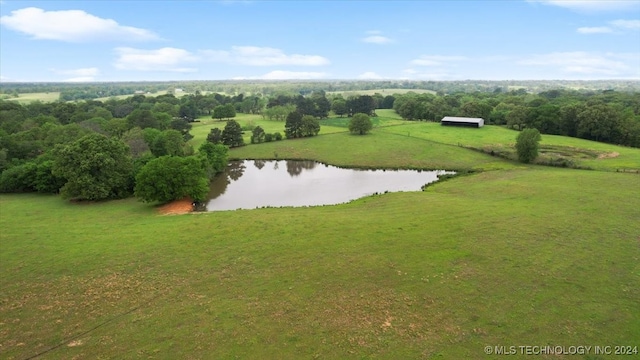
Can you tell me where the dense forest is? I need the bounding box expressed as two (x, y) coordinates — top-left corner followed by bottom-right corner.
(1, 82), (639, 200)
(2, 80), (640, 101)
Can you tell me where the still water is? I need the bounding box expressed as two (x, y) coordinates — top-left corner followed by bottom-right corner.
(203, 160), (453, 211)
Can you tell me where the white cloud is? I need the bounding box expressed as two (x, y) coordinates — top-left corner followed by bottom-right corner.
(528, 1), (640, 12)
(234, 71), (328, 80)
(610, 19), (640, 29)
(577, 26), (613, 34)
(366, 30), (382, 35)
(410, 55), (467, 66)
(518, 51), (635, 75)
(114, 47), (199, 72)
(362, 35), (392, 44)
(0, 7), (159, 42)
(358, 72), (384, 80)
(201, 46), (329, 66)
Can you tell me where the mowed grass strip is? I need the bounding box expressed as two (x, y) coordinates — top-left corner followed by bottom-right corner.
(1, 168), (638, 359)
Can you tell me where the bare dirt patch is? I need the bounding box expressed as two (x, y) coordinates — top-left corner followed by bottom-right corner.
(597, 151), (619, 159)
(157, 197), (193, 215)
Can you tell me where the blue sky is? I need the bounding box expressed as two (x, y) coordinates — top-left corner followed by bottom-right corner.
(1, 0), (639, 82)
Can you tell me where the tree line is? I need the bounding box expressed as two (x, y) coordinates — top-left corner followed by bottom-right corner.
(392, 89), (640, 147)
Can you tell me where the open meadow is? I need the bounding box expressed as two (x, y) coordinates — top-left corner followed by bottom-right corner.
(2, 92), (61, 103)
(1, 110), (640, 359)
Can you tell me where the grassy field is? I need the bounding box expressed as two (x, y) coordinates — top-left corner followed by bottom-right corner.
(3, 92), (61, 103)
(1, 167), (638, 359)
(1, 108), (640, 359)
(327, 88), (436, 97)
(378, 122), (640, 172)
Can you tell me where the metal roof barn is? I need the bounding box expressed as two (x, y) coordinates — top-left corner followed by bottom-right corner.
(441, 116), (485, 128)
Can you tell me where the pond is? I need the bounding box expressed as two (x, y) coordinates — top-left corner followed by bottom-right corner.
(202, 160), (454, 211)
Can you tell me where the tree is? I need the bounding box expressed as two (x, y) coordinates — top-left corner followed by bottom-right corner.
(515, 128), (541, 163)
(221, 120), (244, 147)
(213, 104), (236, 121)
(127, 109), (159, 129)
(134, 155), (209, 203)
(331, 99), (347, 117)
(150, 129), (188, 157)
(198, 142), (228, 176)
(52, 133), (133, 200)
(169, 118), (193, 141)
(251, 126), (266, 144)
(380, 95), (395, 109)
(506, 106), (529, 131)
(285, 111), (303, 138)
(301, 115), (320, 137)
(207, 128), (222, 144)
(347, 95), (376, 116)
(349, 113), (373, 135)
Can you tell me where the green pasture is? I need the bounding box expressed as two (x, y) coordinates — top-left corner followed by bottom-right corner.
(1, 167), (638, 359)
(190, 113), (349, 150)
(229, 130), (515, 171)
(3, 92), (61, 103)
(2, 105), (639, 358)
(378, 122), (640, 171)
(327, 88), (436, 97)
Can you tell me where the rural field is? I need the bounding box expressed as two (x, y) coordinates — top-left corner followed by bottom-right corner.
(2, 92), (61, 104)
(1, 110), (639, 359)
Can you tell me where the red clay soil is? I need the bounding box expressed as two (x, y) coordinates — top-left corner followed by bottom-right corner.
(157, 197), (193, 215)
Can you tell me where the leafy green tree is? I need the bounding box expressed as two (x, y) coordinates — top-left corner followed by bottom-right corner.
(198, 142), (228, 176)
(212, 104), (237, 121)
(251, 126), (266, 144)
(169, 118), (193, 141)
(507, 106), (529, 131)
(515, 128), (541, 163)
(52, 133), (133, 200)
(380, 95), (395, 109)
(207, 128), (223, 144)
(221, 120), (244, 147)
(577, 104), (621, 143)
(127, 109), (159, 129)
(301, 115), (320, 137)
(150, 129), (188, 157)
(349, 113), (373, 135)
(285, 111), (303, 138)
(134, 155), (209, 203)
(331, 99), (348, 117)
(347, 95), (376, 116)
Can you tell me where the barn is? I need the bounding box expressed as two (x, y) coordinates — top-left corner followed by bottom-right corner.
(441, 116), (485, 128)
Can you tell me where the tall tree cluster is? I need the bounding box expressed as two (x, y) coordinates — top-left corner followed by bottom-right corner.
(0, 94), (229, 202)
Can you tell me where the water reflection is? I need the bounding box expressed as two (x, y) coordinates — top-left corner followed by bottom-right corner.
(286, 160), (316, 177)
(202, 160), (454, 212)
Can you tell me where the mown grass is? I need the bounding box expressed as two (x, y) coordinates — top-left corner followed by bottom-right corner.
(1, 167), (638, 359)
(229, 130), (516, 171)
(3, 92), (61, 103)
(379, 122), (640, 171)
(190, 113), (349, 150)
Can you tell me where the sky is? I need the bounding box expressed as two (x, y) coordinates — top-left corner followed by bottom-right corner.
(0, 0), (639, 82)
